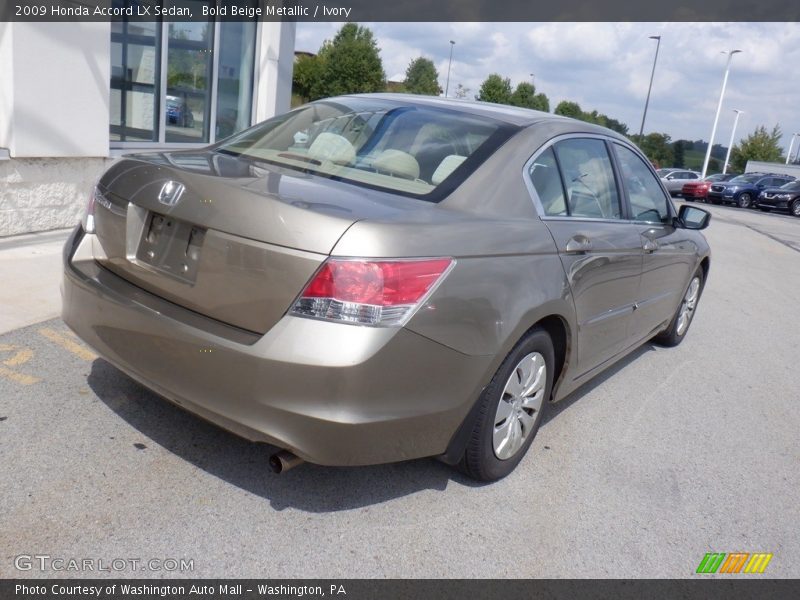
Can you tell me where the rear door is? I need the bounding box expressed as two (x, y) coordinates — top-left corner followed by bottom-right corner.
(528, 137), (643, 376)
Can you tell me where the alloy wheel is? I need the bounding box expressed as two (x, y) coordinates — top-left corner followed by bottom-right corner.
(738, 193), (752, 208)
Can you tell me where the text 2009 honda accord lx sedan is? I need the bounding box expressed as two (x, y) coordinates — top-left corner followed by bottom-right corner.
(62, 94), (711, 481)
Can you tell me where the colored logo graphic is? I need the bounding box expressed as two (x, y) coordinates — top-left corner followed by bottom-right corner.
(696, 552), (773, 574)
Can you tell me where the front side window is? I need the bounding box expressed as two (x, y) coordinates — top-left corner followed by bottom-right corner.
(552, 138), (621, 219)
(216, 99), (514, 200)
(614, 144), (671, 223)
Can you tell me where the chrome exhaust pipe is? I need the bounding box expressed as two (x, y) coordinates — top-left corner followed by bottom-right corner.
(269, 450), (304, 474)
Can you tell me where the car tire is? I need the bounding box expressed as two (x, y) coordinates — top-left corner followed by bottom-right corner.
(653, 269), (704, 348)
(459, 328), (555, 482)
(708, 198), (719, 205)
(737, 193), (753, 209)
(792, 199), (800, 218)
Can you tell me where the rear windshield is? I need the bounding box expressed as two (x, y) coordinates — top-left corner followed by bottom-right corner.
(730, 175), (760, 183)
(215, 98), (516, 201)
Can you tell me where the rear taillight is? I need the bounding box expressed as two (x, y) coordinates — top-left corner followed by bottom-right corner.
(82, 186), (98, 234)
(291, 258), (454, 326)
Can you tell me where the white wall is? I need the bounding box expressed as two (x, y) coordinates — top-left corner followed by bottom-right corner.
(2, 22), (110, 158)
(254, 21), (296, 124)
(745, 161), (800, 179)
(0, 21), (14, 154)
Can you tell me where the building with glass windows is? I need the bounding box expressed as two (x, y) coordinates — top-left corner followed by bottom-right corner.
(0, 18), (295, 236)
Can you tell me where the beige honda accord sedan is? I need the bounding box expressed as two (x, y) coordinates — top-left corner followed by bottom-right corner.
(62, 94), (711, 481)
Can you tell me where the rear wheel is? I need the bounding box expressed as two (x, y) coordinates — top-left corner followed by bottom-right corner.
(654, 269), (704, 347)
(459, 328), (554, 481)
(737, 193), (753, 209)
(792, 199), (800, 217)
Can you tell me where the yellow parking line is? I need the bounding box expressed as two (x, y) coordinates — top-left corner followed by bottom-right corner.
(38, 328), (97, 361)
(0, 366), (40, 386)
(3, 348), (34, 367)
(0, 344), (15, 352)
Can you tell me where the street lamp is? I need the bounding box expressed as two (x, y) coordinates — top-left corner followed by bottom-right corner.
(701, 49), (742, 178)
(530, 73), (535, 88)
(723, 109), (743, 174)
(444, 40), (455, 98)
(638, 35), (661, 140)
(786, 133), (799, 165)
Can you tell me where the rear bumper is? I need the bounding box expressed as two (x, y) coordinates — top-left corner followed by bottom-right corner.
(62, 227), (492, 466)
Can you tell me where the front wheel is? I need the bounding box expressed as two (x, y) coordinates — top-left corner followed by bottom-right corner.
(459, 328), (554, 481)
(654, 269), (704, 347)
(737, 193), (753, 209)
(792, 199), (800, 217)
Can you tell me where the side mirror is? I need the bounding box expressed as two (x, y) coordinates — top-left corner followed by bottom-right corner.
(676, 204), (711, 230)
(666, 175), (675, 180)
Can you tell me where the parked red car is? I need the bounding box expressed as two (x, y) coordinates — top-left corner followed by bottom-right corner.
(681, 173), (735, 202)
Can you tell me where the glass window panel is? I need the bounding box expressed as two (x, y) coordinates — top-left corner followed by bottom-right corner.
(165, 10), (213, 142)
(110, 14), (159, 142)
(614, 143), (670, 223)
(529, 147), (567, 216)
(554, 138), (621, 219)
(215, 20), (256, 139)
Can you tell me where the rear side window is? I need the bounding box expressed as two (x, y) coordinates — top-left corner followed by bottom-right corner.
(614, 144), (671, 223)
(553, 138), (621, 219)
(528, 147), (567, 216)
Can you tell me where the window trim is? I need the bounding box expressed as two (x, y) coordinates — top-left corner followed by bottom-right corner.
(522, 132), (676, 226)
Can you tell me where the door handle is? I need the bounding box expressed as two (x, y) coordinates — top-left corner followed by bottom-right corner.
(564, 235), (593, 254)
(642, 238), (659, 253)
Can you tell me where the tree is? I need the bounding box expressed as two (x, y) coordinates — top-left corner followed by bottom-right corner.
(636, 133), (674, 167)
(476, 74), (512, 104)
(509, 82), (549, 112)
(312, 23), (386, 99)
(554, 100), (583, 119)
(404, 57), (440, 95)
(729, 125), (784, 173)
(603, 116), (629, 136)
(292, 54), (324, 102)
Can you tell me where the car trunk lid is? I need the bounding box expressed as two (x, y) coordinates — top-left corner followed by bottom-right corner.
(90, 150), (416, 334)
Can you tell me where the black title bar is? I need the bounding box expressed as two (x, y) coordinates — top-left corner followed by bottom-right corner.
(2, 0), (799, 22)
(3, 579), (799, 600)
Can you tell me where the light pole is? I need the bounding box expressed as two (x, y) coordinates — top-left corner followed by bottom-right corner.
(530, 73), (535, 88)
(723, 109), (743, 174)
(444, 40), (455, 97)
(794, 134), (800, 164)
(638, 35), (661, 140)
(701, 49), (742, 178)
(786, 133), (799, 165)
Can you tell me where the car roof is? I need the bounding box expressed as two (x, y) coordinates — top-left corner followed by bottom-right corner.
(346, 93), (593, 129)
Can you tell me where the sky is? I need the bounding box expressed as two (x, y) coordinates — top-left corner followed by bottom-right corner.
(295, 22), (800, 155)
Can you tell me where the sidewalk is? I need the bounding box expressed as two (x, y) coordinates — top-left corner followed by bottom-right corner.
(0, 228), (73, 334)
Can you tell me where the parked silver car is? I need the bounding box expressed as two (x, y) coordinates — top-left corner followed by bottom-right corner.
(63, 94), (711, 481)
(658, 168), (702, 196)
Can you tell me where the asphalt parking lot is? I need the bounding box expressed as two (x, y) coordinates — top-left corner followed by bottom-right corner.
(1, 202), (798, 579)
